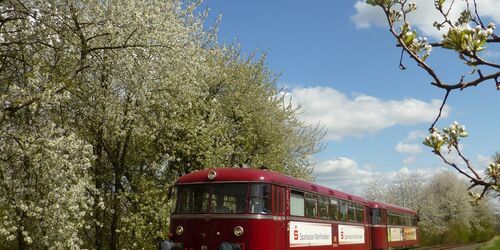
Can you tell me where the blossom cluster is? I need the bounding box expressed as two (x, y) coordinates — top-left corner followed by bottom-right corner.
(399, 22), (433, 61)
(423, 121), (468, 151)
(442, 24), (495, 55)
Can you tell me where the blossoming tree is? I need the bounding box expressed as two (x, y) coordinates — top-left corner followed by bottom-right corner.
(0, 0), (324, 249)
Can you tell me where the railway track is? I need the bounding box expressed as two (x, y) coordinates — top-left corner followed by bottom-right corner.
(418, 242), (483, 250)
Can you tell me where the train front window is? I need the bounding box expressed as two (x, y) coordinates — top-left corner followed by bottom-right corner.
(175, 183), (271, 214)
(175, 184), (210, 213)
(211, 183), (248, 213)
(249, 184), (271, 214)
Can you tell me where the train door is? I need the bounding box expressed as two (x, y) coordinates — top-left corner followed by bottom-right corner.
(365, 206), (372, 250)
(273, 185), (286, 250)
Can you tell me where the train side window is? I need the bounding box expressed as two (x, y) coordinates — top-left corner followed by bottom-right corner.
(395, 214), (401, 225)
(347, 202), (356, 222)
(355, 205), (364, 223)
(329, 199), (340, 221)
(249, 184), (271, 214)
(389, 212), (402, 225)
(305, 193), (318, 217)
(372, 208), (381, 224)
(388, 213), (394, 225)
(318, 196), (329, 219)
(290, 190), (305, 216)
(339, 200), (347, 221)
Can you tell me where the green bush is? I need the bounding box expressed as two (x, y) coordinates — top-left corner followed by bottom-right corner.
(477, 236), (500, 250)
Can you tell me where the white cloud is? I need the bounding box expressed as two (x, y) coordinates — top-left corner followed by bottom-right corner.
(352, 0), (500, 40)
(313, 157), (442, 195)
(395, 142), (422, 154)
(350, 1), (386, 29)
(314, 157), (378, 194)
(396, 131), (426, 165)
(403, 156), (417, 165)
(286, 86), (449, 141)
(406, 130), (427, 141)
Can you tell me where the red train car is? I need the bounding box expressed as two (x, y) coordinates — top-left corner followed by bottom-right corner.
(162, 167), (419, 250)
(368, 201), (419, 250)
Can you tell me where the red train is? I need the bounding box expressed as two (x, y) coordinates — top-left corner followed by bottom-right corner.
(162, 167), (418, 250)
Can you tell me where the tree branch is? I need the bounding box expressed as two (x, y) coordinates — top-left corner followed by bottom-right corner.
(430, 90), (450, 131)
(453, 144), (481, 180)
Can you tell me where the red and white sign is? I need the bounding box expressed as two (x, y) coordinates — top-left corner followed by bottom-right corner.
(289, 221), (332, 247)
(338, 225), (365, 244)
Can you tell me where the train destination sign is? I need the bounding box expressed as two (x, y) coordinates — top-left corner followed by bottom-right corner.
(289, 221), (332, 247)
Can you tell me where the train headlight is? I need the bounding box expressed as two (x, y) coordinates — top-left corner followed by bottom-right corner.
(175, 225), (184, 236)
(233, 226), (244, 237)
(207, 171), (217, 180)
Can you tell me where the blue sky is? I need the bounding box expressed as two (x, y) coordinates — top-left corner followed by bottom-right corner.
(199, 0), (500, 194)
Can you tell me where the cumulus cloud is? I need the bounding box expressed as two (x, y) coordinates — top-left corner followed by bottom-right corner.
(286, 86), (449, 141)
(314, 157), (376, 193)
(394, 130), (427, 165)
(313, 157), (442, 195)
(395, 142), (422, 154)
(351, 1), (386, 29)
(351, 0), (500, 39)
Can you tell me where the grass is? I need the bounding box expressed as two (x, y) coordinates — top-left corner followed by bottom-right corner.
(477, 236), (500, 250)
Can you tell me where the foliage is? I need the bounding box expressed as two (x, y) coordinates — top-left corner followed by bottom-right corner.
(365, 0), (500, 199)
(0, 0), (324, 249)
(477, 236), (500, 250)
(0, 124), (94, 249)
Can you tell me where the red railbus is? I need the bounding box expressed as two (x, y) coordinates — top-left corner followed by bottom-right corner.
(162, 167), (419, 250)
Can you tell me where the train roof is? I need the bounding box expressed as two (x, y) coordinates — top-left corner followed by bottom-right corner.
(176, 167), (369, 205)
(368, 200), (417, 215)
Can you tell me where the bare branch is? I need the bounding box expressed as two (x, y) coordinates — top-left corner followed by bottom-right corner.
(429, 90), (450, 131)
(434, 150), (478, 182)
(453, 144), (481, 180)
(434, 150), (492, 198)
(472, 0), (486, 29)
(433, 70), (500, 90)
